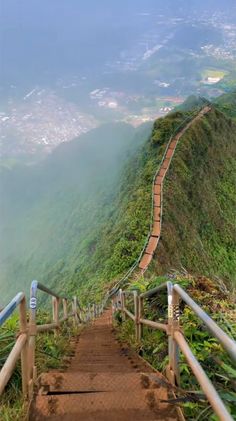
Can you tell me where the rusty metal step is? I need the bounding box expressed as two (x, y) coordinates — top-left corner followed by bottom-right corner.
(154, 206), (161, 221)
(30, 389), (171, 420)
(139, 253), (153, 270)
(39, 372), (161, 393)
(154, 194), (161, 207)
(154, 184), (161, 195)
(166, 149), (173, 159)
(162, 158), (170, 169)
(169, 140), (177, 149)
(155, 175), (163, 185)
(152, 221), (160, 237)
(159, 168), (166, 177)
(146, 236), (159, 255)
(68, 365), (140, 373)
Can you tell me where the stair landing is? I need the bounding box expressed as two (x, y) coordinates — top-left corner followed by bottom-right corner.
(29, 310), (178, 420)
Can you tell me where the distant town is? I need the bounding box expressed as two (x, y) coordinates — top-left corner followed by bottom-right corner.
(0, 9), (236, 161)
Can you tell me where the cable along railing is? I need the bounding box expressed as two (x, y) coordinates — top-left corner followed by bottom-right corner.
(111, 282), (236, 421)
(0, 280), (105, 399)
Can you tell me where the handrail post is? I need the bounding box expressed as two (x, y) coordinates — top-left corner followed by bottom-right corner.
(62, 298), (68, 319)
(19, 296), (29, 397)
(134, 291), (140, 341)
(28, 281), (38, 396)
(87, 303), (91, 321)
(73, 296), (79, 325)
(121, 291), (126, 322)
(111, 298), (115, 321)
(138, 296), (143, 341)
(78, 306), (82, 322)
(167, 284), (180, 386)
(52, 297), (59, 327)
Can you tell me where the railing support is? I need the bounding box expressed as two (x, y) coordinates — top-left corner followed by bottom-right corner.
(28, 281), (38, 396)
(62, 298), (68, 319)
(138, 296), (143, 341)
(19, 296), (29, 397)
(121, 291), (126, 322)
(111, 298), (115, 320)
(134, 291), (140, 341)
(167, 284), (180, 386)
(52, 297), (60, 327)
(73, 296), (79, 325)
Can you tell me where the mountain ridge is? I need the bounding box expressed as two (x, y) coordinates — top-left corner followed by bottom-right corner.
(0, 93), (236, 304)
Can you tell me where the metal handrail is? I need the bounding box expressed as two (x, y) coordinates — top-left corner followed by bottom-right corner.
(173, 284), (236, 364)
(140, 280), (172, 298)
(0, 292), (28, 396)
(0, 292), (25, 326)
(112, 282), (236, 420)
(0, 280), (103, 400)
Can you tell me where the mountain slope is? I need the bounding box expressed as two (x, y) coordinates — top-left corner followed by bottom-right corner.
(0, 122), (152, 303)
(70, 100), (236, 300)
(155, 107), (236, 284)
(1, 94), (235, 305)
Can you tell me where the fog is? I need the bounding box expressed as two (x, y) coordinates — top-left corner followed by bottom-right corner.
(0, 0), (236, 303)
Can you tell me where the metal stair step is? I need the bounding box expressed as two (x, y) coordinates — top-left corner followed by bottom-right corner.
(39, 371), (163, 392)
(30, 389), (172, 420)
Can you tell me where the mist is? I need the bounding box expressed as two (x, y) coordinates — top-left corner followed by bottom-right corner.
(0, 0), (236, 302)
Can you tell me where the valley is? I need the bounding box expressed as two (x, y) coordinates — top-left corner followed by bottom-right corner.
(1, 4), (236, 163)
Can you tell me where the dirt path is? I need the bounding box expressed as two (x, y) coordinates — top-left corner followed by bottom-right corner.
(29, 310), (178, 420)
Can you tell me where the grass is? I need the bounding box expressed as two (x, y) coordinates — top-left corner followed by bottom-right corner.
(0, 311), (81, 421)
(115, 274), (236, 420)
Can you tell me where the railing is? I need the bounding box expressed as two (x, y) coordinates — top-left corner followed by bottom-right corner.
(0, 280), (104, 399)
(0, 292), (28, 396)
(112, 282), (236, 421)
(109, 104), (212, 297)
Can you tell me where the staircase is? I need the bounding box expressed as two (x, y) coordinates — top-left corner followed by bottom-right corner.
(29, 310), (178, 420)
(1, 105), (235, 420)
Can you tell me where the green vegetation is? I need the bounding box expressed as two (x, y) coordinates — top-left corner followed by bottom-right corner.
(1, 95), (235, 306)
(1, 93), (236, 420)
(78, 102), (236, 300)
(115, 274), (236, 420)
(0, 312), (80, 420)
(214, 91), (236, 120)
(155, 106), (236, 285)
(0, 122), (152, 304)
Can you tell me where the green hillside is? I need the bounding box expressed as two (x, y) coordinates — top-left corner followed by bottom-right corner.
(0, 122), (152, 304)
(85, 103), (236, 299)
(1, 93), (236, 305)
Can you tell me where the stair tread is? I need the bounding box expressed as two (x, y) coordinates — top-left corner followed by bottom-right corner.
(30, 390), (173, 419)
(31, 310), (178, 420)
(39, 371), (164, 392)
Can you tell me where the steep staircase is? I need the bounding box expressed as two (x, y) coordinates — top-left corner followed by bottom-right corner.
(28, 106), (213, 421)
(29, 310), (178, 420)
(139, 105), (211, 272)
(2, 104), (235, 420)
